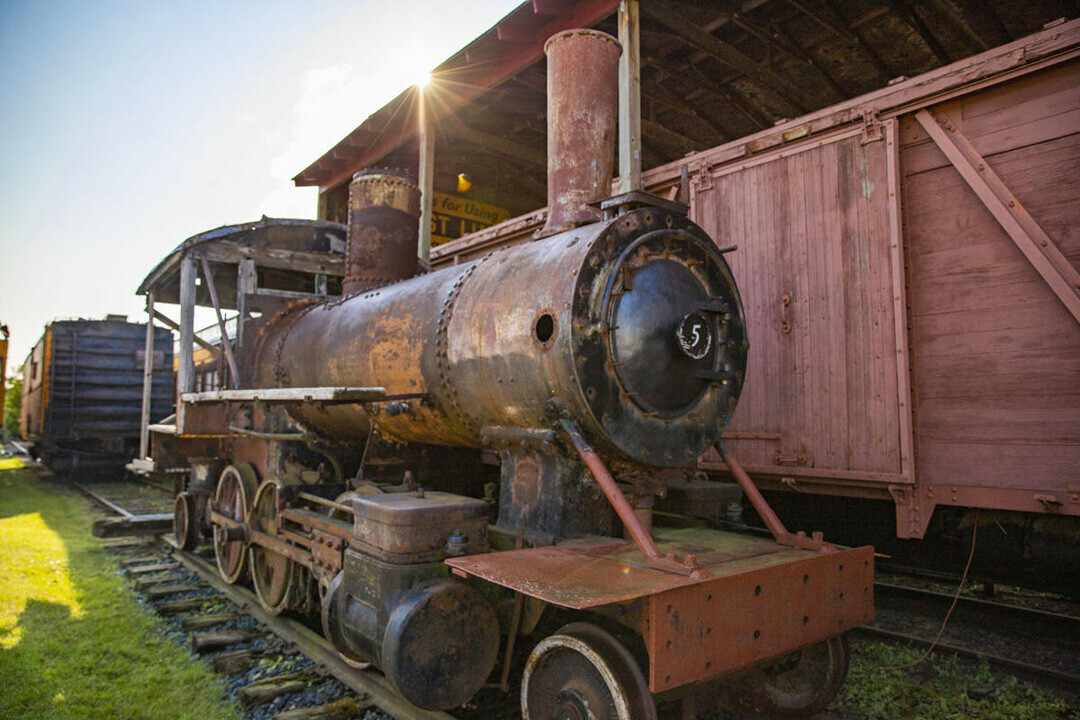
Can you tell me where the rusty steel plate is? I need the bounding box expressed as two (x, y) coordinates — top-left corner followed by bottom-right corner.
(646, 545), (874, 692)
(447, 528), (862, 610)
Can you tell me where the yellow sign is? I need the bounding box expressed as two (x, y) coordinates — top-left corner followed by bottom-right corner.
(431, 192), (510, 246)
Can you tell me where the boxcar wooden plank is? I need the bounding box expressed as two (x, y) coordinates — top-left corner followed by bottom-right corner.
(703, 130), (904, 478)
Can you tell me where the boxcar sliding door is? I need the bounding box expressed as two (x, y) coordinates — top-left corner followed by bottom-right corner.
(693, 123), (913, 502)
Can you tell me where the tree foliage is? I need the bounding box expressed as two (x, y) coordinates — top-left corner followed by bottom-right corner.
(3, 373), (22, 440)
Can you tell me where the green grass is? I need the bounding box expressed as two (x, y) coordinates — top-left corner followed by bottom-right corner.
(837, 640), (1080, 720)
(0, 459), (238, 720)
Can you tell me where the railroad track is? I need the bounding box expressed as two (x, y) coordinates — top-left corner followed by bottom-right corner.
(85, 482), (1080, 716)
(103, 536), (433, 720)
(863, 580), (1080, 694)
(82, 479), (518, 720)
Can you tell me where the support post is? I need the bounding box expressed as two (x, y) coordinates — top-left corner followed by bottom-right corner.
(417, 86), (434, 264)
(178, 255), (197, 395)
(618, 0), (642, 194)
(199, 256), (242, 389)
(235, 258), (255, 353)
(139, 291), (155, 461)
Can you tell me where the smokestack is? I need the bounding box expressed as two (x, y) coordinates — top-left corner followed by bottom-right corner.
(344, 169), (421, 294)
(539, 29), (621, 238)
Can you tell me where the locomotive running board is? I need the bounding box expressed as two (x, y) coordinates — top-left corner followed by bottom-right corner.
(447, 528), (874, 693)
(180, 387), (387, 404)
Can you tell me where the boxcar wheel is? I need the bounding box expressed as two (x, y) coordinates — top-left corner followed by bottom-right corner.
(173, 492), (199, 551)
(522, 622), (656, 720)
(212, 463), (258, 584)
(753, 635), (849, 717)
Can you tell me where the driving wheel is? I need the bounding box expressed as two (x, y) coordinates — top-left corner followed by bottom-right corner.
(522, 622), (656, 720)
(212, 463), (258, 584)
(249, 477), (300, 615)
(753, 634), (850, 717)
(173, 491), (199, 551)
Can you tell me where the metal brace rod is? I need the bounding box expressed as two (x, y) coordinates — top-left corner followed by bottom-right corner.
(719, 446), (834, 552)
(914, 109), (1080, 325)
(557, 415), (697, 575)
(199, 256), (243, 387)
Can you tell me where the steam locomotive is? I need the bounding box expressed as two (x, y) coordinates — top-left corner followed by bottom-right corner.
(141, 29), (872, 718)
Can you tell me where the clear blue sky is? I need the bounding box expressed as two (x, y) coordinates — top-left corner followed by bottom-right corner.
(0, 0), (521, 372)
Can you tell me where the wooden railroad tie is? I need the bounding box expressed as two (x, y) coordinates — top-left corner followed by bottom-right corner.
(239, 672), (320, 710)
(125, 561), (179, 575)
(180, 612), (244, 632)
(272, 696), (373, 720)
(153, 597), (208, 616)
(145, 582), (207, 599)
(211, 648), (276, 675)
(192, 628), (271, 653)
(135, 572), (188, 589)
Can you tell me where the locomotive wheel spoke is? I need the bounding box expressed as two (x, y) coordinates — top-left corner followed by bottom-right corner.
(249, 478), (297, 615)
(212, 463), (258, 584)
(752, 634), (850, 717)
(522, 622), (656, 720)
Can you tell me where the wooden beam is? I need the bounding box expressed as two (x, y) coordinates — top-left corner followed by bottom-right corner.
(235, 258), (255, 352)
(643, 1), (814, 113)
(915, 109), (1080, 324)
(642, 118), (705, 157)
(954, 0), (1012, 45)
(199, 256), (242, 389)
(751, 16), (848, 100)
(642, 79), (729, 143)
(682, 62), (772, 130)
(890, 0), (952, 65)
(787, 0), (894, 84)
(923, 0), (991, 52)
(153, 311), (218, 354)
(198, 244), (343, 277)
(418, 89), (434, 264)
(139, 291), (155, 461)
(618, 0), (643, 193)
(177, 255), (196, 395)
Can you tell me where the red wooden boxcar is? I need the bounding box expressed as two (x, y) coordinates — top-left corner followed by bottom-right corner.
(431, 20), (1080, 591)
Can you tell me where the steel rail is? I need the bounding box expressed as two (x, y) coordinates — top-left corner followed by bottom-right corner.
(874, 581), (1080, 639)
(170, 546), (455, 720)
(853, 625), (1080, 695)
(74, 482), (134, 518)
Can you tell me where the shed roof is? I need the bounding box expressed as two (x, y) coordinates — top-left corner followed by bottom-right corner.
(293, 0), (1074, 214)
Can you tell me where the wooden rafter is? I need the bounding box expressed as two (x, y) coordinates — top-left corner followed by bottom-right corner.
(890, 0), (952, 65)
(641, 77), (730, 143)
(787, 0), (894, 83)
(642, 117), (706, 156)
(437, 120), (546, 169)
(642, 1), (814, 114)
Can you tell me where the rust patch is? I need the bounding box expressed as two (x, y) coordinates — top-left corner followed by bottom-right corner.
(511, 456), (542, 510)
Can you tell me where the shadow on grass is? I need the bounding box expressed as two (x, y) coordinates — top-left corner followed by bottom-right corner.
(0, 464), (235, 720)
